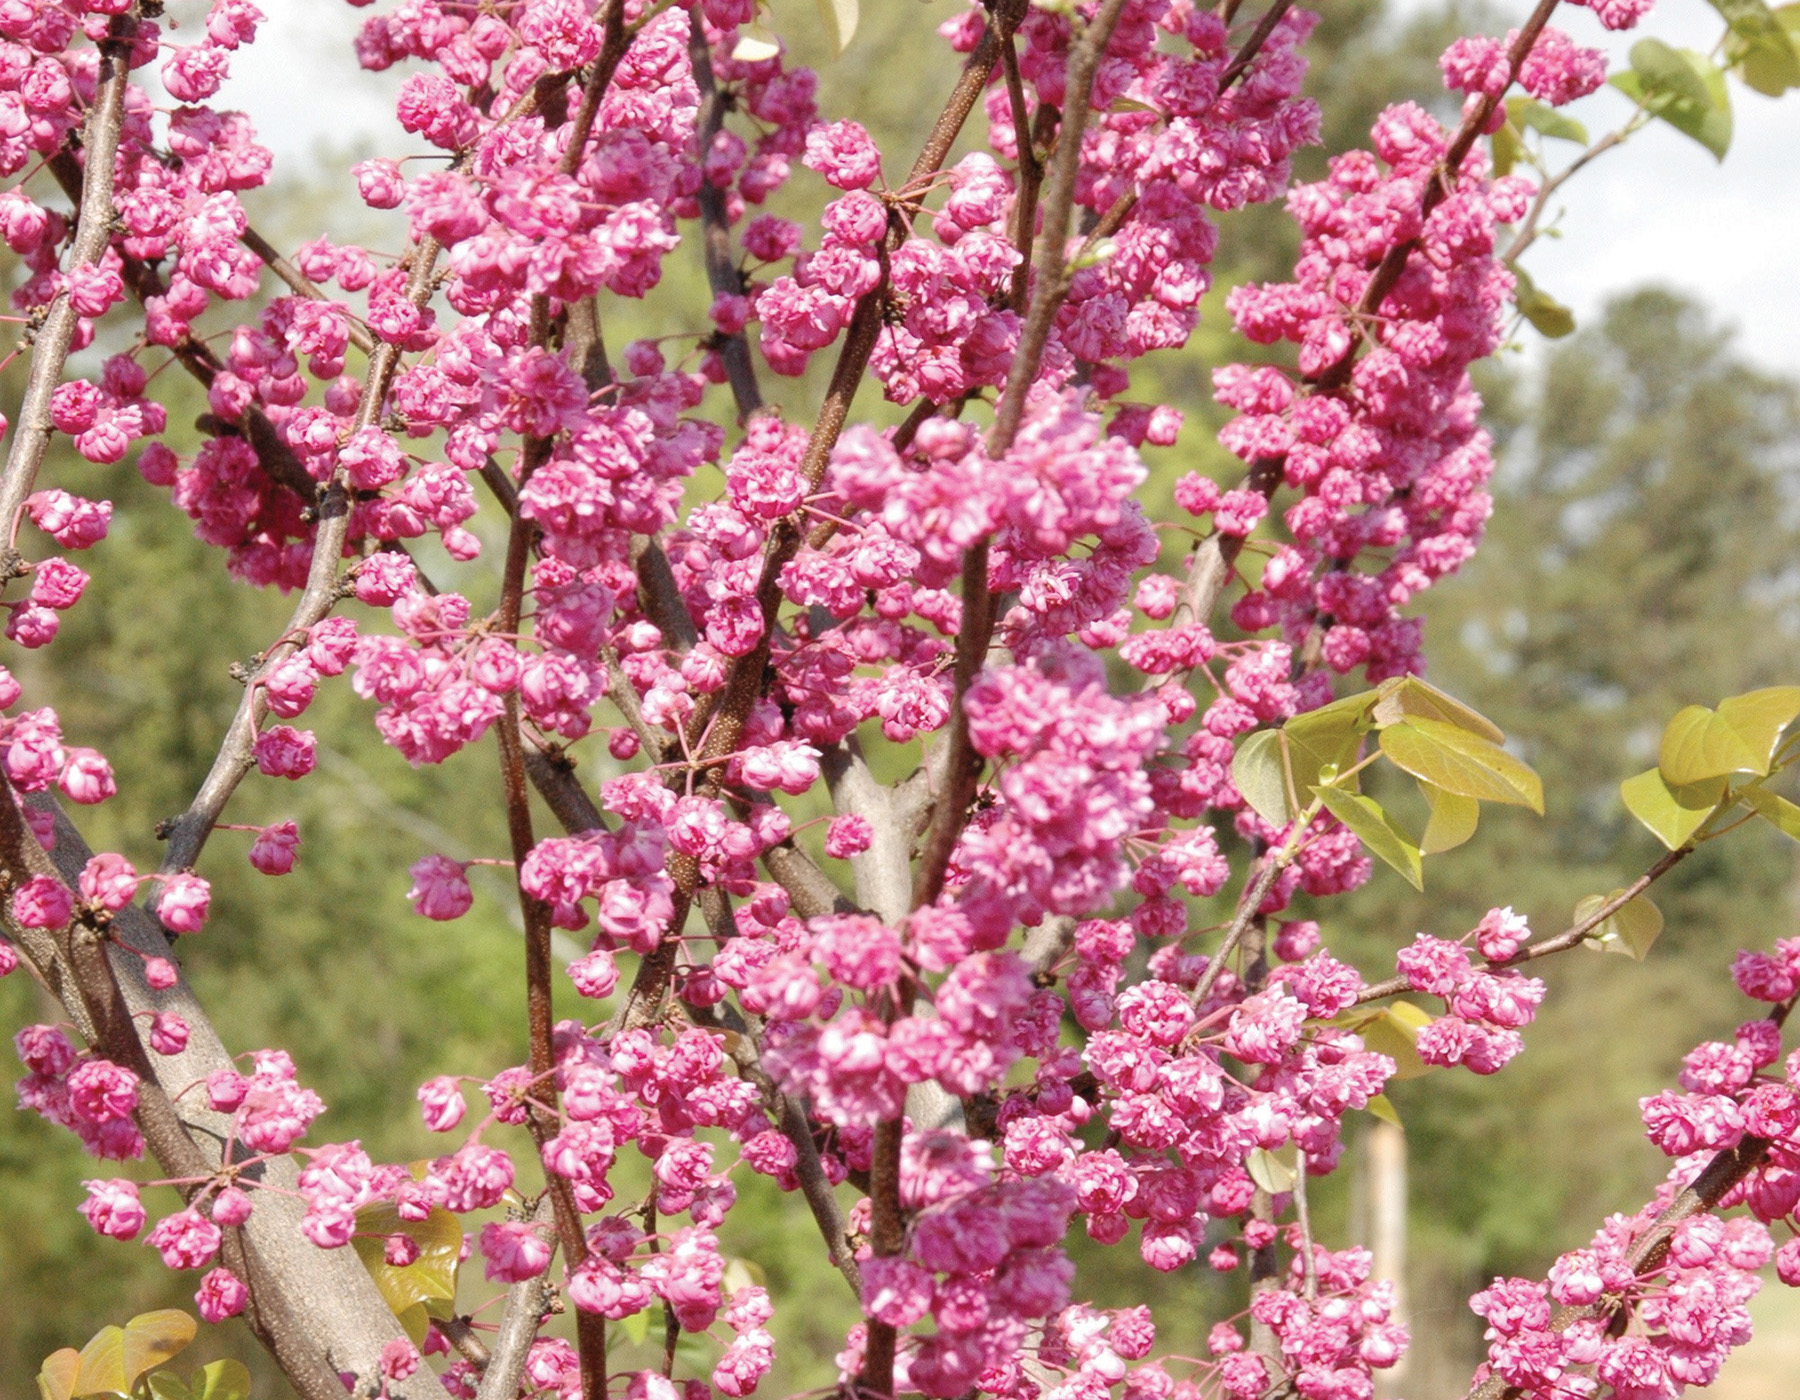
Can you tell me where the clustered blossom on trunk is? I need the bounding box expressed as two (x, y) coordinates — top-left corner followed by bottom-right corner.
(3, 2), (1794, 1400)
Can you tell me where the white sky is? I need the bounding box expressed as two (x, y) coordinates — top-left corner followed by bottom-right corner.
(213, 0), (1799, 374)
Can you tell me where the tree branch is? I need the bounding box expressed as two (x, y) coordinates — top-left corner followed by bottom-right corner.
(1354, 844), (1693, 1006)
(0, 790), (448, 1400)
(0, 14), (137, 574)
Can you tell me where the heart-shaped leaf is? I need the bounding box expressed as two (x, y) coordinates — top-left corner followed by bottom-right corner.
(352, 1204), (463, 1319)
(122, 1313), (196, 1392)
(1660, 703), (1767, 783)
(1577, 890), (1665, 959)
(1419, 784), (1480, 854)
(1619, 767), (1726, 849)
(1232, 728), (1292, 827)
(1744, 786), (1800, 841)
(1313, 786), (1423, 890)
(1246, 1147), (1296, 1194)
(1716, 687), (1800, 771)
(37, 1349), (80, 1400)
(1379, 718), (1544, 813)
(812, 0), (858, 53)
(1370, 677), (1506, 743)
(188, 1360), (252, 1400)
(73, 1327), (125, 1398)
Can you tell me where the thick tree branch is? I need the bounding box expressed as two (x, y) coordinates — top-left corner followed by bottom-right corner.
(0, 790), (448, 1400)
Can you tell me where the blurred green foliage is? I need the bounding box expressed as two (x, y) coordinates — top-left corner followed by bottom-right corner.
(4, 3), (1797, 1398)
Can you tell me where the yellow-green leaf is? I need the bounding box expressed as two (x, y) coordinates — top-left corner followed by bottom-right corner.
(1660, 703), (1766, 784)
(73, 1327), (126, 1398)
(1283, 693), (1373, 788)
(1312, 786), (1423, 890)
(1715, 687), (1800, 772)
(145, 1375), (191, 1400)
(1744, 786), (1800, 840)
(730, 23), (780, 62)
(1490, 117), (1523, 178)
(812, 0), (858, 52)
(1506, 95), (1588, 144)
(1619, 767), (1726, 849)
(1365, 1093), (1402, 1128)
(1370, 677), (1506, 743)
(37, 1349), (80, 1400)
(188, 1361), (252, 1400)
(122, 1313), (196, 1391)
(1577, 890), (1665, 959)
(1420, 784), (1480, 854)
(1359, 1002), (1432, 1080)
(1232, 728), (1292, 827)
(1246, 1147), (1296, 1194)
(1511, 265), (1577, 339)
(352, 1204), (463, 1319)
(1378, 718), (1544, 813)
(619, 1308), (654, 1347)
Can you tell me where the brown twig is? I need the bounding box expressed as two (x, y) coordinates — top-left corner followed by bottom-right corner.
(1354, 844), (1692, 1005)
(689, 12), (764, 421)
(0, 791), (448, 1399)
(0, 14), (137, 572)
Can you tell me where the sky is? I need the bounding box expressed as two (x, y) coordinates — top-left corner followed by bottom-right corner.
(209, 0), (1799, 374)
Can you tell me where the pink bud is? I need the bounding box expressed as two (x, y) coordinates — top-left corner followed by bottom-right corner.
(157, 873), (211, 934)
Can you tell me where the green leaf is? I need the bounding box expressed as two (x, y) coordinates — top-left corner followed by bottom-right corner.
(1510, 264), (1577, 339)
(37, 1349), (80, 1400)
(1619, 767), (1727, 849)
(1490, 117), (1523, 178)
(730, 23), (780, 62)
(1577, 889), (1665, 959)
(812, 0), (858, 53)
(1613, 42), (1733, 160)
(1720, 0), (1800, 90)
(1419, 783), (1480, 854)
(187, 1362), (252, 1400)
(1378, 718), (1545, 813)
(1715, 687), (1800, 771)
(619, 1308), (654, 1347)
(1312, 786), (1423, 890)
(73, 1327), (126, 1398)
(1507, 96), (1589, 144)
(1232, 728), (1293, 827)
(145, 1376), (192, 1400)
(121, 1313), (195, 1392)
(1282, 696), (1369, 791)
(1744, 786), (1800, 840)
(1246, 1146), (1296, 1194)
(352, 1204), (463, 1320)
(1358, 1002), (1433, 1080)
(1369, 677), (1505, 744)
(1659, 700), (1780, 783)
(1365, 1093), (1402, 1128)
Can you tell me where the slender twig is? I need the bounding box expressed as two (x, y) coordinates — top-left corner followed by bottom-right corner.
(241, 226), (377, 354)
(1293, 1149), (1317, 1300)
(1501, 119), (1640, 266)
(157, 232), (445, 883)
(986, 0), (1132, 456)
(0, 14), (137, 574)
(689, 12), (764, 421)
(1354, 844), (1692, 1005)
(1218, 0), (1296, 92)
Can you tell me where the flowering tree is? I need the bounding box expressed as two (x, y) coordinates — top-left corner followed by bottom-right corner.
(6, 1), (1800, 1399)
